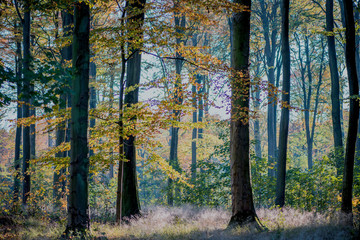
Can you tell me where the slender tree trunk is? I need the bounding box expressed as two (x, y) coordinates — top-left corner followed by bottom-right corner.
(89, 61), (97, 157)
(14, 31), (22, 204)
(60, 10), (73, 163)
(22, 0), (31, 207)
(53, 93), (67, 211)
(191, 34), (198, 184)
(341, 0), (359, 216)
(254, 83), (262, 159)
(168, 9), (185, 206)
(30, 94), (36, 160)
(354, 9), (360, 163)
(228, 0), (260, 228)
(259, 0), (279, 178)
(116, 46), (126, 224)
(191, 83), (197, 183)
(327, 0), (344, 175)
(275, 0), (290, 208)
(109, 64), (115, 180)
(121, 0), (146, 218)
(66, 1), (90, 233)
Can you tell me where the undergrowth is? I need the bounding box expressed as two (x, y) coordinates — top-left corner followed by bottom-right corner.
(0, 206), (357, 239)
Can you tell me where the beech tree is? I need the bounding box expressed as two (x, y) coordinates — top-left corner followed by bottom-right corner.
(275, 0), (290, 208)
(168, 4), (186, 206)
(341, 0), (359, 217)
(66, 0), (90, 234)
(228, 0), (260, 228)
(326, 0), (343, 175)
(53, 9), (73, 210)
(120, 0), (146, 219)
(20, 0), (31, 207)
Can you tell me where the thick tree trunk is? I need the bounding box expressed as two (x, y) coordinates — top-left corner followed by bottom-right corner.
(275, 0), (290, 208)
(228, 0), (260, 228)
(22, 0), (31, 207)
(121, 0), (146, 218)
(327, 0), (344, 175)
(66, 1), (90, 233)
(341, 0), (359, 216)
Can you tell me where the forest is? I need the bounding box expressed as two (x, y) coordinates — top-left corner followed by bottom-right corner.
(0, 0), (360, 239)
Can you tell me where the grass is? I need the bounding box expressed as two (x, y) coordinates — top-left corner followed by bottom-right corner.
(0, 206), (358, 239)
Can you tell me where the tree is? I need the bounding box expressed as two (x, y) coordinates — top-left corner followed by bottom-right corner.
(326, 0), (343, 175)
(66, 0), (90, 234)
(341, 0), (359, 217)
(53, 9), (73, 210)
(120, 0), (146, 218)
(13, 22), (22, 204)
(275, 0), (290, 208)
(293, 33), (325, 169)
(168, 3), (186, 206)
(228, 0), (260, 228)
(255, 0), (279, 177)
(21, 0), (31, 207)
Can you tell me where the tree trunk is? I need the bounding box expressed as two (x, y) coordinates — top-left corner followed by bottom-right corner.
(168, 9), (185, 206)
(191, 34), (198, 184)
(121, 0), (146, 218)
(354, 9), (360, 163)
(22, 0), (31, 207)
(60, 10), (73, 161)
(109, 64), (115, 180)
(228, 0), (260, 228)
(53, 93), (67, 211)
(89, 61), (97, 157)
(259, 0), (279, 178)
(66, 1), (90, 234)
(116, 43), (126, 224)
(14, 31), (22, 204)
(327, 0), (344, 175)
(275, 0), (290, 208)
(341, 0), (359, 216)
(254, 84), (262, 159)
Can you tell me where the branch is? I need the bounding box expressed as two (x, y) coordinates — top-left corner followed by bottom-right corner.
(14, 0), (23, 24)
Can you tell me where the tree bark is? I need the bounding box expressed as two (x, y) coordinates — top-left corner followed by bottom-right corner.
(341, 0), (359, 216)
(109, 64), (115, 180)
(168, 8), (185, 206)
(258, 0), (279, 177)
(327, 0), (344, 175)
(66, 1), (90, 233)
(22, 0), (31, 207)
(53, 93), (67, 211)
(89, 61), (97, 158)
(121, 0), (146, 218)
(14, 29), (22, 204)
(191, 34), (198, 184)
(275, 0), (290, 208)
(228, 0), (260, 228)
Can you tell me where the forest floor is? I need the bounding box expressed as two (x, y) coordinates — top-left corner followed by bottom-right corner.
(0, 206), (358, 239)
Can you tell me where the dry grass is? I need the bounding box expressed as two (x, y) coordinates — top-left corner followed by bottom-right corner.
(92, 206), (357, 240)
(2, 206), (357, 239)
